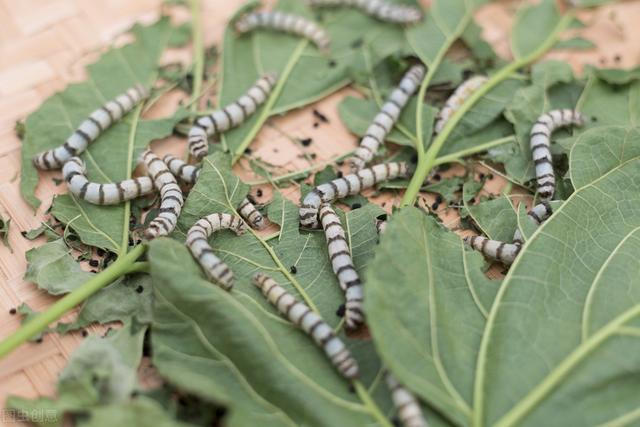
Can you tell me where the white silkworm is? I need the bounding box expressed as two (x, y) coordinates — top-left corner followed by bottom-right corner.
(62, 157), (154, 205)
(188, 74), (277, 159)
(349, 65), (425, 171)
(163, 154), (201, 184)
(512, 201), (554, 245)
(386, 373), (429, 427)
(434, 76), (487, 134)
(33, 85), (149, 170)
(463, 235), (520, 265)
(187, 213), (247, 290)
(162, 154), (267, 230)
(300, 162), (410, 228)
(235, 11), (331, 51)
(142, 150), (183, 239)
(252, 273), (359, 379)
(375, 219), (387, 235)
(318, 203), (364, 330)
(530, 109), (585, 201)
(308, 0), (423, 24)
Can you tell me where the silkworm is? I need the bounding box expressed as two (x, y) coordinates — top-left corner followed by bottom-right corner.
(33, 84), (149, 170)
(187, 213), (247, 290)
(308, 0), (422, 24)
(235, 11), (331, 51)
(142, 150), (183, 239)
(463, 235), (520, 265)
(188, 74), (277, 159)
(349, 65), (425, 171)
(386, 372), (428, 427)
(512, 201), (553, 245)
(162, 154), (267, 230)
(318, 203), (364, 329)
(62, 157), (154, 205)
(531, 109), (585, 201)
(252, 273), (359, 379)
(434, 76), (488, 134)
(300, 162), (410, 228)
(375, 219), (387, 235)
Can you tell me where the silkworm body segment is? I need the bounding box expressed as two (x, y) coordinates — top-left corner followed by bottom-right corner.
(62, 157), (154, 205)
(162, 154), (266, 230)
(300, 162), (410, 228)
(434, 76), (488, 134)
(464, 235), (521, 265)
(235, 11), (331, 51)
(318, 203), (364, 329)
(531, 109), (585, 201)
(33, 84), (149, 170)
(188, 74), (277, 159)
(386, 373), (428, 427)
(308, 0), (423, 24)
(187, 213), (247, 290)
(512, 201), (554, 245)
(253, 273), (359, 379)
(349, 65), (425, 171)
(142, 150), (184, 239)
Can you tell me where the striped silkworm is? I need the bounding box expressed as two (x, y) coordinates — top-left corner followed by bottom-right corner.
(349, 65), (425, 171)
(162, 154), (267, 230)
(386, 373), (428, 427)
(300, 162), (410, 228)
(187, 213), (247, 290)
(434, 75), (488, 134)
(188, 74), (277, 159)
(33, 84), (149, 170)
(318, 203), (364, 329)
(308, 0), (422, 24)
(252, 273), (359, 379)
(142, 150), (183, 239)
(530, 109), (585, 201)
(512, 201), (554, 245)
(62, 157), (154, 205)
(463, 235), (521, 266)
(235, 11), (331, 51)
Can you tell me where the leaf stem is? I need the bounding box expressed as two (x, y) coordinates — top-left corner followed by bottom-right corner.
(401, 13), (573, 207)
(231, 40), (309, 164)
(188, 0), (204, 113)
(0, 244), (147, 359)
(432, 135), (515, 166)
(120, 104), (144, 255)
(353, 380), (393, 427)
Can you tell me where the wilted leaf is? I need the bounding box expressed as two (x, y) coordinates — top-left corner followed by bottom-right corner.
(7, 322), (148, 425)
(24, 239), (93, 295)
(23, 239), (152, 332)
(365, 208), (500, 426)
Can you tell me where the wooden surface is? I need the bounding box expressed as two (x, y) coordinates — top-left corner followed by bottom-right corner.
(0, 0), (638, 424)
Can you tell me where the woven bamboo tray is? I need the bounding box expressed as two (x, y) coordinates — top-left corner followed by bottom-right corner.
(0, 1), (638, 425)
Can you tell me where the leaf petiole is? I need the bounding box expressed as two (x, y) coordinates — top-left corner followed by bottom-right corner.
(401, 13), (574, 207)
(0, 244), (148, 358)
